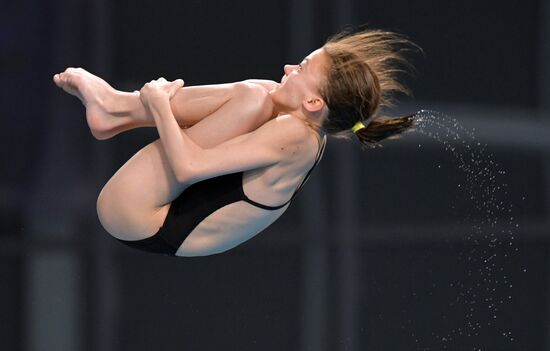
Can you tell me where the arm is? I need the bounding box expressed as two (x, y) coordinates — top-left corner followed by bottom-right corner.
(141, 80), (307, 184)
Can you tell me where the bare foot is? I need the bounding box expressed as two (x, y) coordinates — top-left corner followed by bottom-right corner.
(53, 68), (123, 140)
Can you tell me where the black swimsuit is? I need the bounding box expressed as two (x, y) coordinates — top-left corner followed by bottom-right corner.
(117, 136), (326, 255)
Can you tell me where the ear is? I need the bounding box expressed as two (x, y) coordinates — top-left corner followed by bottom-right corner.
(302, 97), (325, 113)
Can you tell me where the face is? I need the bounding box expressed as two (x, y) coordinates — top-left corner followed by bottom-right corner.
(271, 48), (330, 112)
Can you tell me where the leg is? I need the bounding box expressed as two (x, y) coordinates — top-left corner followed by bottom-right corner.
(95, 79), (272, 241)
(53, 68), (273, 140)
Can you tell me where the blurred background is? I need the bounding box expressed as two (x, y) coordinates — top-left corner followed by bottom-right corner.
(1, 0), (548, 350)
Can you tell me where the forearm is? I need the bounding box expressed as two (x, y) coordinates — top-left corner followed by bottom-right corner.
(148, 96), (200, 183)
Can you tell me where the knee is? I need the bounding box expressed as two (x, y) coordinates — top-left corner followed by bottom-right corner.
(233, 82), (273, 122)
(234, 81), (269, 103)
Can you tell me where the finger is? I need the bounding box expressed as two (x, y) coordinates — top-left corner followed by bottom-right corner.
(168, 79), (184, 97)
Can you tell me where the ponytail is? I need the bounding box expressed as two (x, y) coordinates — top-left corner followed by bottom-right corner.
(353, 113), (416, 148)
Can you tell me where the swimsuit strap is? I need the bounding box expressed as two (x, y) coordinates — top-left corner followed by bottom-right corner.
(286, 134), (326, 202)
(244, 134), (327, 210)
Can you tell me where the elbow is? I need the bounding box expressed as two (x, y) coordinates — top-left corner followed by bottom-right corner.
(172, 139), (203, 184)
(173, 161), (195, 184)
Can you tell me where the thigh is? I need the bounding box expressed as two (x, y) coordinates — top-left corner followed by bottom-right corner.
(97, 140), (180, 240)
(170, 81), (273, 131)
(97, 89), (272, 240)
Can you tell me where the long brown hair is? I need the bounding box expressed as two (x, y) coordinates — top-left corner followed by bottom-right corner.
(319, 28), (422, 148)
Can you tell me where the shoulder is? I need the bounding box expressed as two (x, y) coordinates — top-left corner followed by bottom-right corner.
(266, 115), (318, 157)
(272, 115), (311, 138)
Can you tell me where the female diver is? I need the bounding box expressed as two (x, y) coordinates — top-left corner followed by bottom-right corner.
(52, 29), (419, 257)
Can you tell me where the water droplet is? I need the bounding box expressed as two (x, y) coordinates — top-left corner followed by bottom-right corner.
(412, 110), (518, 344)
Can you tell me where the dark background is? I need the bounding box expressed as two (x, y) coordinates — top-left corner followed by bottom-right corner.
(1, 0), (549, 350)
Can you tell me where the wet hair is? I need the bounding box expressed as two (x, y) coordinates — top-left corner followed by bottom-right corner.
(319, 28), (422, 148)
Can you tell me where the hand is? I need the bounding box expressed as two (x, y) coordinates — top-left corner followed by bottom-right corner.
(139, 78), (184, 109)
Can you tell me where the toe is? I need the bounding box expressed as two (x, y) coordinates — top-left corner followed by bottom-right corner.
(53, 73), (63, 86)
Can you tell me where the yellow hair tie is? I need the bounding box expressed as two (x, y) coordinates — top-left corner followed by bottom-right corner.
(352, 121), (366, 133)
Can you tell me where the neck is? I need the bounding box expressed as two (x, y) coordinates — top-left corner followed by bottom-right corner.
(269, 90), (304, 118)
(272, 102), (310, 123)
(268, 90), (326, 133)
